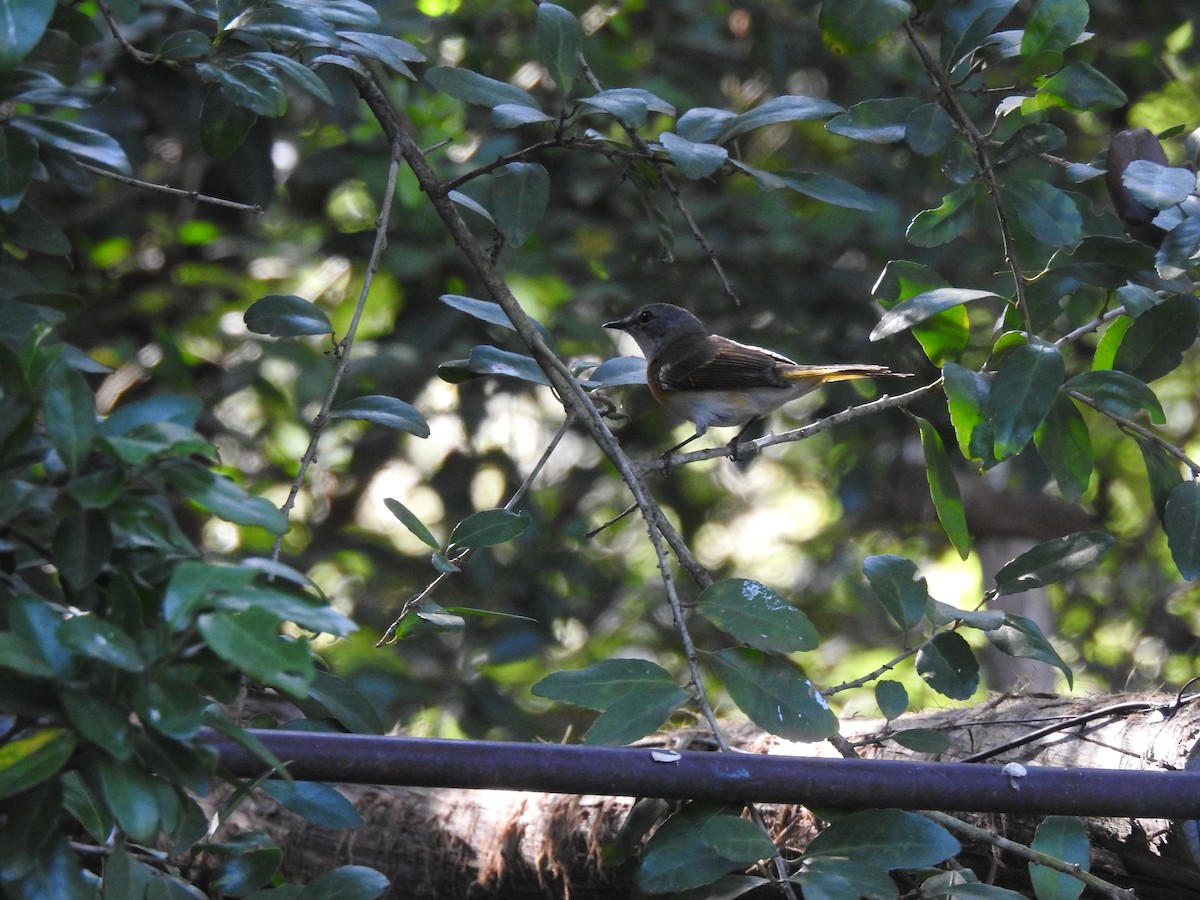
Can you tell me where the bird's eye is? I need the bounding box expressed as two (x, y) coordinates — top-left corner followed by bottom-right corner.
(638, 310), (654, 323)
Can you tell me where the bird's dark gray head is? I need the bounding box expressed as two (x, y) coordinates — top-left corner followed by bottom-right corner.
(603, 303), (708, 357)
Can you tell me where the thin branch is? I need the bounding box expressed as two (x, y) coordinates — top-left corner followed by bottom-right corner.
(77, 162), (265, 213)
(1068, 389), (1200, 475)
(270, 153), (400, 559)
(1054, 305), (1126, 347)
(823, 645), (920, 696)
(920, 810), (1136, 900)
(442, 135), (659, 192)
(97, 1), (157, 65)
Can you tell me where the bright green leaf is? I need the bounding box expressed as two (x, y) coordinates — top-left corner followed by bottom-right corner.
(383, 498), (440, 549)
(0, 727), (75, 801)
(871, 288), (995, 341)
(914, 415), (970, 558)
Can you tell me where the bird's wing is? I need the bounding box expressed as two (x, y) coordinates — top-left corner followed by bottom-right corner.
(655, 336), (797, 392)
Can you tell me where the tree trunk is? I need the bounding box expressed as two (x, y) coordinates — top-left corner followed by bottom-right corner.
(211, 692), (1200, 898)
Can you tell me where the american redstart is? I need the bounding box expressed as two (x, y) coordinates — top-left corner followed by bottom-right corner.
(604, 302), (906, 458)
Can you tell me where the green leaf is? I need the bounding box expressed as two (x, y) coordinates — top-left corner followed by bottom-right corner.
(261, 780), (362, 828)
(778, 171), (879, 211)
(891, 728), (951, 753)
(163, 461), (289, 533)
(1137, 437), (1183, 523)
(807, 809), (960, 868)
(1003, 180), (1082, 248)
(914, 415), (970, 559)
(96, 756), (160, 843)
(798, 857), (899, 900)
(1021, 0), (1089, 57)
(875, 680), (908, 720)
(863, 555), (929, 630)
(162, 560), (257, 630)
(339, 31), (424, 79)
(1165, 480), (1200, 580)
(994, 124), (1066, 166)
(1111, 293), (1199, 383)
(1120, 160), (1197, 210)
(695, 578), (820, 653)
(579, 88), (675, 126)
(994, 532), (1114, 595)
(1029, 816), (1088, 900)
(916, 632), (979, 700)
(991, 339), (1064, 459)
(0, 779), (63, 881)
(922, 871), (1028, 898)
(439, 293), (555, 346)
(448, 508), (530, 552)
(582, 685), (690, 746)
(870, 288), (995, 341)
(303, 866), (391, 900)
(872, 261), (967, 364)
(1157, 213), (1200, 272)
(533, 658), (681, 711)
(245, 51), (334, 105)
(134, 674), (206, 740)
(0, 727), (75, 801)
(11, 115), (132, 174)
(1034, 396), (1092, 503)
(905, 103), (955, 156)
(826, 97), (921, 143)
(711, 648), (838, 742)
(660, 132), (728, 180)
(200, 86), (257, 158)
(986, 614), (1073, 688)
(331, 395), (429, 437)
(1046, 236), (1159, 289)
(717, 95), (843, 142)
(537, 3), (582, 93)
(699, 816), (776, 864)
(198, 60), (288, 117)
(299, 670), (386, 735)
(676, 106), (737, 142)
(586, 356), (646, 388)
(425, 66), (541, 110)
(59, 615), (145, 672)
(244, 294), (334, 337)
(941, 0), (1018, 69)
(928, 600), (1005, 630)
(491, 162), (549, 247)
(158, 29), (213, 61)
(491, 103), (554, 128)
(62, 771), (111, 843)
(0, 632), (54, 678)
(0, 124), (37, 212)
(383, 498), (440, 550)
(638, 805), (751, 894)
(197, 608), (315, 699)
(0, 0), (55, 72)
(447, 191), (494, 224)
(1034, 62), (1126, 112)
(819, 0), (912, 55)
(44, 360), (96, 472)
(226, 4), (338, 46)
(214, 848), (282, 895)
(1063, 369), (1165, 423)
(52, 508), (112, 590)
(466, 345), (550, 385)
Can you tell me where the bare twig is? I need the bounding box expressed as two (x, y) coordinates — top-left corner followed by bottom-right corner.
(1054, 305), (1126, 347)
(823, 645), (921, 696)
(97, 1), (157, 65)
(77, 162), (265, 214)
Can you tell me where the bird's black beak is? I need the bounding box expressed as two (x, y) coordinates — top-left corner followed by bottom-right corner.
(603, 317), (627, 331)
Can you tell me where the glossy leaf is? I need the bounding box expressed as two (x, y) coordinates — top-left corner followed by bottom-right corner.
(1046, 235), (1159, 288)
(994, 532), (1114, 595)
(0, 125), (37, 212)
(299, 670), (387, 735)
(578, 88), (676, 126)
(339, 32), (424, 79)
(907, 184), (978, 247)
(1165, 480), (1200, 580)
(533, 658), (681, 710)
(198, 60), (288, 117)
(676, 106), (736, 142)
(819, 0), (911, 54)
(197, 608), (314, 699)
(1137, 437), (1183, 522)
(638, 805), (750, 894)
(492, 162), (549, 247)
(466, 345), (550, 386)
(96, 757), (160, 843)
(875, 680), (908, 720)
(873, 262), (968, 364)
(304, 866), (391, 900)
(1091, 314), (1130, 371)
(158, 29), (212, 61)
(928, 600), (1005, 630)
(695, 578), (819, 653)
(0, 727), (75, 801)
(0, 0), (55, 72)
(162, 560), (257, 631)
(1003, 180), (1082, 248)
(711, 648), (838, 742)
(986, 614), (1073, 687)
(991, 339), (1064, 459)
(994, 124), (1067, 166)
(1120, 160), (1197, 210)
(330, 395), (429, 437)
(44, 361), (95, 472)
(425, 66), (540, 110)
(244, 294), (334, 337)
(717, 95), (843, 142)
(586, 356), (646, 387)
(660, 132), (728, 180)
(798, 857), (899, 900)
(871, 287), (995, 341)
(778, 171), (879, 210)
(225, 5), (338, 47)
(1035, 62), (1126, 112)
(214, 848), (282, 895)
(163, 461), (289, 533)
(582, 684), (691, 746)
(940, 0), (1017, 68)
(1029, 816), (1088, 900)
(52, 507), (112, 590)
(262, 780), (362, 828)
(537, 3), (582, 92)
(826, 97), (921, 143)
(1062, 369), (1165, 423)
(1157, 213), (1200, 272)
(1021, 0), (1088, 57)
(11, 116), (131, 173)
(905, 102), (955, 155)
(59, 615), (145, 672)
(447, 191), (494, 224)
(807, 808), (960, 868)
(1111, 292), (1199, 383)
(383, 498), (440, 549)
(891, 728), (951, 753)
(914, 415), (970, 558)
(447, 508), (530, 552)
(439, 293), (555, 346)
(1034, 396), (1092, 503)
(863, 554), (929, 630)
(916, 631), (979, 700)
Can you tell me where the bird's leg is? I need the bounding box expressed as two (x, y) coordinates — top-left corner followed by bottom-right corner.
(726, 419), (760, 462)
(659, 428), (704, 475)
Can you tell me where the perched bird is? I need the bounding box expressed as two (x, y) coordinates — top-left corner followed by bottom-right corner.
(604, 302), (904, 458)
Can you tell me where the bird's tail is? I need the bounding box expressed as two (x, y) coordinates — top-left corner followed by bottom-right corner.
(780, 364), (908, 383)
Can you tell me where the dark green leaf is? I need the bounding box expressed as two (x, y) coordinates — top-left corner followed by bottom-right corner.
(383, 498), (440, 549)
(198, 60), (288, 117)
(339, 31), (423, 79)
(162, 560), (257, 630)
(1137, 437), (1183, 522)
(246, 51), (334, 105)
(244, 294), (334, 337)
(491, 162), (549, 247)
(826, 97), (921, 143)
(1063, 369), (1165, 423)
(448, 508), (529, 552)
(660, 132), (728, 180)
(1035, 395), (1092, 503)
(914, 415), (970, 559)
(905, 103), (955, 155)
(1021, 0), (1089, 57)
(0, 124), (37, 212)
(163, 461), (289, 533)
(891, 728), (951, 753)
(991, 339), (1064, 459)
(300, 0), (380, 27)
(491, 103), (555, 127)
(62, 771), (111, 843)
(1112, 293), (1199, 382)
(1047, 236), (1159, 289)
(59, 615), (144, 671)
(872, 261), (967, 364)
(300, 670), (386, 735)
(331, 395), (429, 437)
(699, 816), (776, 863)
(676, 106), (736, 142)
(875, 680), (908, 720)
(578, 88), (675, 126)
(986, 614), (1073, 688)
(819, 0), (911, 55)
(778, 172), (879, 210)
(0, 0), (55, 72)
(1029, 816), (1089, 900)
(537, 3), (582, 93)
(717, 95), (843, 142)
(220, 585), (356, 636)
(0, 727), (75, 801)
(304, 865), (391, 900)
(439, 293), (555, 346)
(586, 356), (646, 387)
(261, 780), (362, 828)
(807, 809), (960, 867)
(0, 632), (54, 678)
(467, 345), (550, 386)
(1120, 160), (1197, 210)
(1003, 180), (1082, 248)
(226, 4), (338, 46)
(533, 658), (681, 710)
(1165, 480), (1200, 580)
(921, 871), (1028, 899)
(11, 115), (132, 173)
(928, 600), (1005, 630)
(158, 29), (212, 61)
(696, 578), (819, 653)
(214, 848), (282, 895)
(863, 554), (929, 630)
(425, 66), (541, 109)
(1157, 213), (1200, 272)
(1035, 62), (1126, 112)
(582, 684), (690, 746)
(916, 631), (979, 700)
(0, 779), (62, 881)
(941, 0), (1018, 69)
(134, 675), (206, 740)
(638, 805), (750, 894)
(711, 648), (838, 742)
(44, 360), (95, 472)
(994, 124), (1066, 166)
(96, 756), (160, 843)
(197, 608), (314, 699)
(52, 508), (112, 589)
(200, 87), (258, 158)
(994, 532), (1114, 595)
(871, 288), (995, 341)
(798, 857), (899, 900)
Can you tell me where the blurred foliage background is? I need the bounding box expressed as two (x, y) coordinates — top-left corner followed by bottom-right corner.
(23, 0), (1200, 741)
